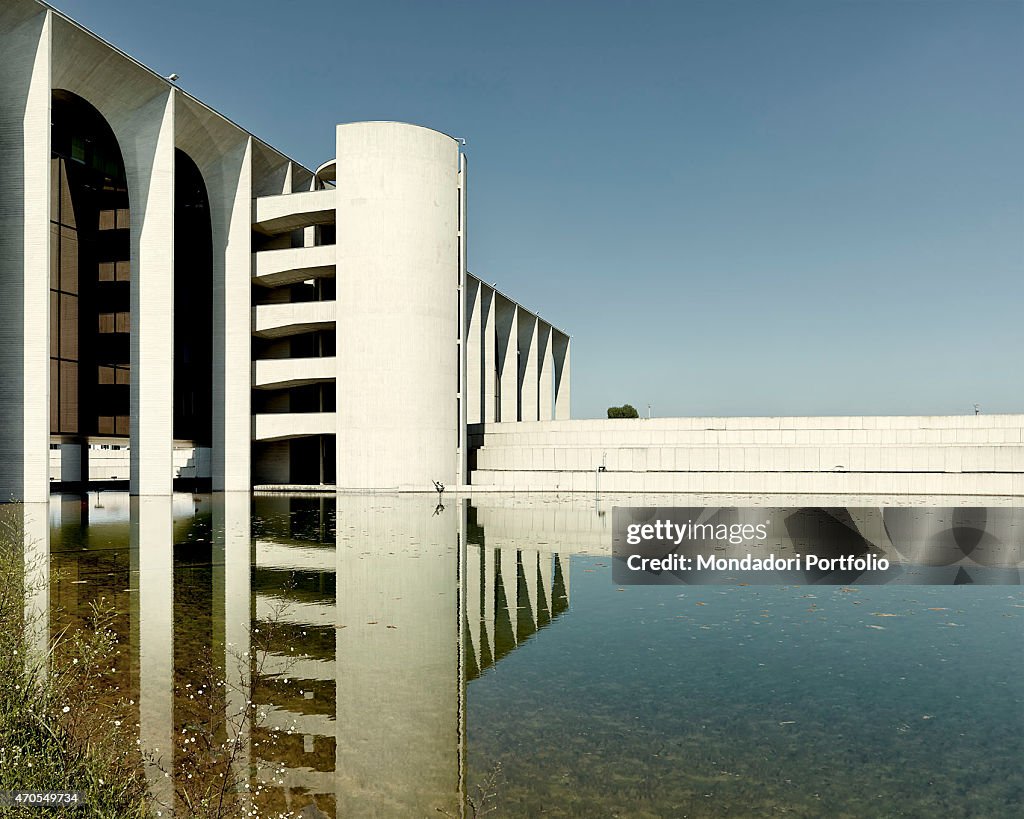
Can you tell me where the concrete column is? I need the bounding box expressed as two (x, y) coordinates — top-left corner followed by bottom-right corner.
(495, 299), (518, 424)
(130, 495), (174, 811)
(553, 332), (571, 420)
(538, 322), (554, 421)
(481, 286), (496, 423)
(465, 278), (482, 425)
(334, 494), (461, 815)
(216, 140), (252, 491)
(211, 139), (253, 492)
(0, 3), (50, 503)
(128, 92), (176, 495)
(335, 122), (459, 490)
(518, 313), (539, 422)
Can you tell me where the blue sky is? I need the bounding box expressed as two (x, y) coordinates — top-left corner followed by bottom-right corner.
(53, 0), (1023, 419)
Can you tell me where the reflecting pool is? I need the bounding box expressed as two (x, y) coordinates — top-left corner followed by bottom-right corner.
(14, 492), (1024, 817)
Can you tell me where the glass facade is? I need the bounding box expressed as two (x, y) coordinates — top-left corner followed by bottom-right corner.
(173, 149), (213, 446)
(50, 90), (131, 438)
(50, 97), (216, 449)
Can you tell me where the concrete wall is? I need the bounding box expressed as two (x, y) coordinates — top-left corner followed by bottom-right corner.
(334, 122), (460, 490)
(469, 415), (1024, 495)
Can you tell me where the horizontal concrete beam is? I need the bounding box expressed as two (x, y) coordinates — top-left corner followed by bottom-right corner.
(475, 444), (1024, 473)
(252, 301), (336, 338)
(469, 469), (1024, 496)
(471, 418), (1024, 446)
(253, 188), (335, 234)
(253, 356), (336, 389)
(252, 412), (336, 441)
(253, 244), (335, 288)
(473, 415), (1024, 433)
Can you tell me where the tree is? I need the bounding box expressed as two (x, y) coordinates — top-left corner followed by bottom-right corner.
(607, 404), (639, 419)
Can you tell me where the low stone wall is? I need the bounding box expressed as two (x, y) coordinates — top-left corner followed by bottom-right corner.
(467, 415), (1024, 496)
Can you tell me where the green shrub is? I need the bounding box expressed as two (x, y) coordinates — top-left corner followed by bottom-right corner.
(607, 404), (639, 419)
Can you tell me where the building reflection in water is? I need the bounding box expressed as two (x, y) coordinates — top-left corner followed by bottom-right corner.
(40, 492), (572, 817)
(33, 491), (1024, 815)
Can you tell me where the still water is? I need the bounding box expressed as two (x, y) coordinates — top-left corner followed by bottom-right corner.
(24, 492), (1024, 817)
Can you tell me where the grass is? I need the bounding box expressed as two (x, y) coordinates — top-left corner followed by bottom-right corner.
(0, 505), (149, 818)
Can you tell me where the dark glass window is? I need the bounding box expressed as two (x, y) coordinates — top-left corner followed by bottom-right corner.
(50, 90), (130, 438)
(173, 150), (213, 446)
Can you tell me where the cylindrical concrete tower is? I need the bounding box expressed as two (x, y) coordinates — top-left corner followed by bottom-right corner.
(334, 122), (460, 490)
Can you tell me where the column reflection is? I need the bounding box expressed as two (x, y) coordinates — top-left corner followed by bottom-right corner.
(333, 494), (461, 817)
(130, 495), (174, 813)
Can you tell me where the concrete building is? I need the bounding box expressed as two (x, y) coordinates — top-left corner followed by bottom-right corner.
(0, 0), (569, 501)
(3, 1), (1021, 500)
